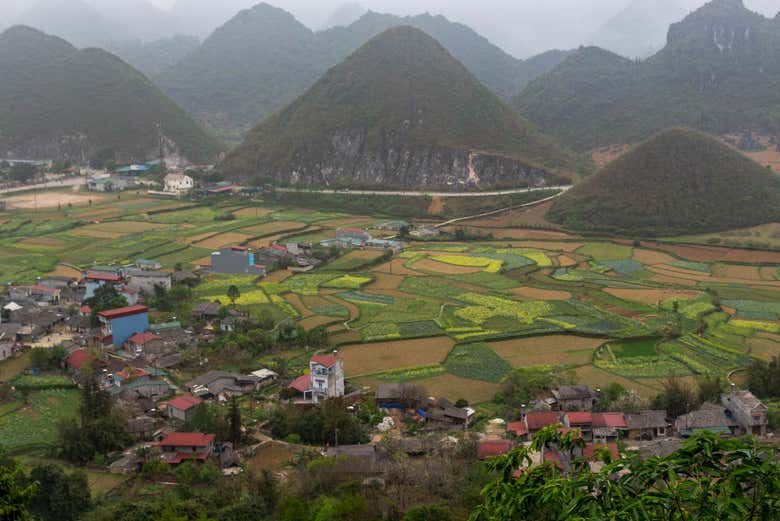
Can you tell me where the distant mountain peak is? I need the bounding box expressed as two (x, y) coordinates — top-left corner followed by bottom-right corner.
(220, 26), (578, 190)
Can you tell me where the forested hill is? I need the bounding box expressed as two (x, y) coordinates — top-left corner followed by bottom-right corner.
(514, 0), (780, 151)
(547, 128), (780, 235)
(0, 26), (222, 164)
(155, 3), (572, 142)
(220, 26), (579, 191)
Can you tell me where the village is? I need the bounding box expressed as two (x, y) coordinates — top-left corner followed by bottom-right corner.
(0, 234), (772, 485)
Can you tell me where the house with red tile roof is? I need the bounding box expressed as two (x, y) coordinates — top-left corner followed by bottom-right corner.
(592, 413), (627, 441)
(126, 332), (162, 356)
(287, 353), (345, 404)
(65, 349), (106, 372)
(506, 421), (528, 439)
(478, 439), (516, 460)
(158, 432), (215, 464)
(524, 411), (561, 436)
(563, 412), (594, 440)
(167, 395), (203, 425)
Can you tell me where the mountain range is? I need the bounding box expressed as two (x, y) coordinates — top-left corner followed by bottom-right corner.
(221, 26), (579, 191)
(155, 4), (572, 141)
(514, 0), (780, 151)
(0, 26), (222, 164)
(547, 128), (780, 235)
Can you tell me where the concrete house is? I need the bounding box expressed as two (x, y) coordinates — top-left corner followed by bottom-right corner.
(163, 173), (194, 194)
(211, 246), (267, 276)
(0, 342), (14, 362)
(126, 332), (163, 357)
(135, 259), (163, 270)
(159, 432), (215, 464)
(336, 228), (372, 242)
(8, 285), (60, 304)
(288, 354), (345, 404)
(167, 395), (203, 425)
(625, 411), (669, 440)
(551, 385), (598, 411)
(125, 270), (172, 294)
(82, 271), (124, 301)
(97, 305), (149, 346)
(722, 390), (767, 436)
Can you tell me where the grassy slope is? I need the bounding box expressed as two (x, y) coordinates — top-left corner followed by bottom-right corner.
(0, 26), (222, 163)
(547, 128), (780, 235)
(221, 26), (580, 178)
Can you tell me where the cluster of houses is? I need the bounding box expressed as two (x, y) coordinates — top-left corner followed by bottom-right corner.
(474, 384), (769, 470)
(320, 227), (404, 253)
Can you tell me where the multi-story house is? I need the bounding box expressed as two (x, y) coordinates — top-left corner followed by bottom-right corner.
(97, 305), (149, 346)
(288, 353), (345, 404)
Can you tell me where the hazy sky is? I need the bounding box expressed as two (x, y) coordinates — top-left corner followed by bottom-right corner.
(3, 0), (779, 57)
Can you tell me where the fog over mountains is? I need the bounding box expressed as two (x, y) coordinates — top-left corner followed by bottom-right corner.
(2, 0), (776, 59)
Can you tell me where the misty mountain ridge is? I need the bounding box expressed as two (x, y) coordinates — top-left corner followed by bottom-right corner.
(220, 26), (580, 191)
(0, 25), (222, 164)
(514, 0), (780, 151)
(156, 3), (573, 142)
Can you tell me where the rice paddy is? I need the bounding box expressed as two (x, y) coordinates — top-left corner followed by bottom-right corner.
(1, 189), (778, 405)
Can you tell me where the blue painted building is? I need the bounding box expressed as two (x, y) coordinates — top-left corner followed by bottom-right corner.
(98, 305), (149, 346)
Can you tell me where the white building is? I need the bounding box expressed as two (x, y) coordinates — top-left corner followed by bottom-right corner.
(163, 173), (194, 195)
(288, 353), (345, 404)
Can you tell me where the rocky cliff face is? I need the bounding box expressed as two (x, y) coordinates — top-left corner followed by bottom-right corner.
(267, 128), (557, 191)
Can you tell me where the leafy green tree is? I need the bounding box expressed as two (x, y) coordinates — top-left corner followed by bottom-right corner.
(28, 464), (91, 521)
(227, 397), (242, 446)
(0, 461), (37, 521)
(87, 285), (129, 326)
(471, 431), (780, 520)
(226, 285), (241, 306)
(58, 372), (130, 463)
(698, 374), (725, 403)
(495, 368), (560, 417)
(651, 378), (700, 419)
(747, 356), (780, 398)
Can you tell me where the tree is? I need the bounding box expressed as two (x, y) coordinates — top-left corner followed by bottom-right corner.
(0, 462), (36, 521)
(58, 372), (130, 463)
(227, 397), (242, 446)
(651, 378), (700, 419)
(698, 374), (725, 403)
(471, 432), (780, 520)
(28, 464), (91, 521)
(226, 285), (241, 306)
(747, 357), (780, 398)
(86, 285), (129, 326)
(495, 368), (560, 417)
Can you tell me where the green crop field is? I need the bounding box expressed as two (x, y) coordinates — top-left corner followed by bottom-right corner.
(1, 190), (778, 404)
(0, 389), (80, 451)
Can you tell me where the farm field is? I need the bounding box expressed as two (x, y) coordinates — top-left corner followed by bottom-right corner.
(1, 189), (779, 405)
(0, 389), (80, 451)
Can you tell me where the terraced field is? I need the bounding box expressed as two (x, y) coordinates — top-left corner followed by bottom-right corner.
(1, 189), (778, 405)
